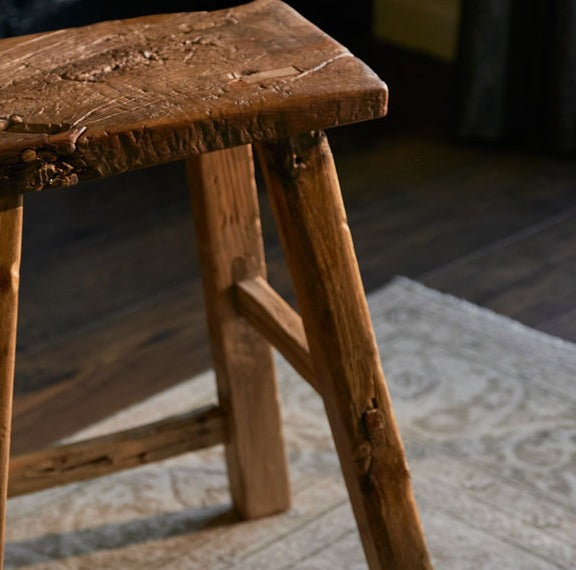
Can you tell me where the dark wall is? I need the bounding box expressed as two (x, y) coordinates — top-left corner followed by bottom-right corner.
(0, 1), (373, 45)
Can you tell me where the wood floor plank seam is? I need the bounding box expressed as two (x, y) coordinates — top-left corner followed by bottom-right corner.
(420, 202), (576, 283)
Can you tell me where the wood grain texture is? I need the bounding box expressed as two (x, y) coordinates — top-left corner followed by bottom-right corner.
(0, 194), (23, 570)
(187, 144), (290, 519)
(235, 276), (316, 390)
(9, 405), (226, 497)
(0, 0), (387, 193)
(257, 131), (432, 569)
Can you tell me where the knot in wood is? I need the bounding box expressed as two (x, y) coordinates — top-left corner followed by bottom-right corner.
(37, 150), (58, 162)
(20, 149), (37, 163)
(291, 153), (306, 170)
(33, 160), (79, 191)
(363, 407), (386, 447)
(0, 115), (24, 132)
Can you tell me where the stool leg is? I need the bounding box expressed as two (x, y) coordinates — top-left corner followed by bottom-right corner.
(0, 195), (23, 570)
(256, 132), (432, 569)
(186, 145), (290, 519)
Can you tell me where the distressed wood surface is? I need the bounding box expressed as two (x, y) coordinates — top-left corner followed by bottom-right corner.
(256, 131), (432, 569)
(0, 194), (23, 569)
(8, 405), (226, 497)
(235, 276), (316, 390)
(186, 144), (290, 519)
(0, 0), (387, 193)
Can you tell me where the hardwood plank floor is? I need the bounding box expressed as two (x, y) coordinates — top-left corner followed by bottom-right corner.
(11, 42), (576, 453)
(422, 208), (576, 331)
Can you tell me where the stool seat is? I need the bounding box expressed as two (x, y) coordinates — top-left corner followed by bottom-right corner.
(0, 0), (387, 193)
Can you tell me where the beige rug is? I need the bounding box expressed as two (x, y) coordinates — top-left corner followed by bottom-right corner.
(5, 277), (576, 569)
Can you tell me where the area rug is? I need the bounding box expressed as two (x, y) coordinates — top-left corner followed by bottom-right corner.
(5, 277), (576, 569)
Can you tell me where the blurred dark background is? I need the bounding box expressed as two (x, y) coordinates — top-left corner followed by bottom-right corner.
(0, 0), (373, 44)
(5, 0), (576, 453)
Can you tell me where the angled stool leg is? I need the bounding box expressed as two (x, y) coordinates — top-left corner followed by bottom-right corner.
(256, 132), (432, 569)
(0, 195), (23, 570)
(186, 145), (290, 519)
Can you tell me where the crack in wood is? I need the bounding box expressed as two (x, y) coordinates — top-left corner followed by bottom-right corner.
(42, 455), (113, 473)
(9, 406), (227, 497)
(290, 52), (353, 81)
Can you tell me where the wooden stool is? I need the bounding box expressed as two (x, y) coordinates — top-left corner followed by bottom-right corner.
(0, 1), (432, 567)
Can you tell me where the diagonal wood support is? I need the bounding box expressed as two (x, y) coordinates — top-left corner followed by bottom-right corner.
(9, 405), (226, 497)
(235, 277), (318, 392)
